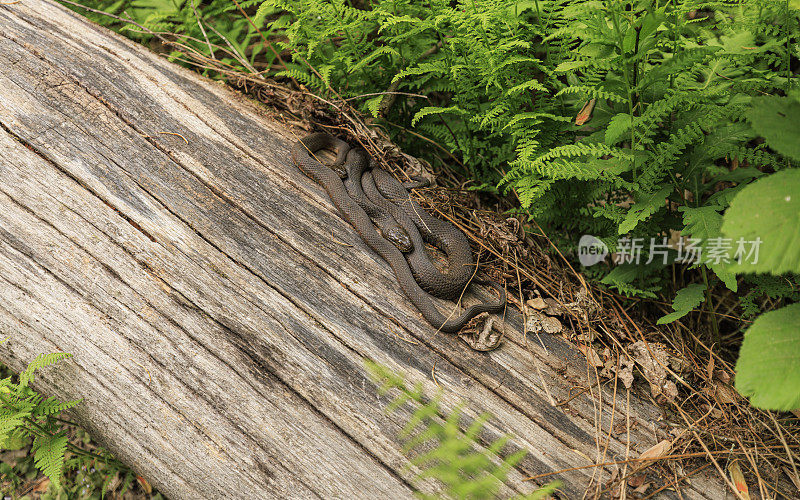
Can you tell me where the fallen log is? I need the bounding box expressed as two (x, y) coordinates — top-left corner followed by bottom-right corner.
(0, 1), (731, 498)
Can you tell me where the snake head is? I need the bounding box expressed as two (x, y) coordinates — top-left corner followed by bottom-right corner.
(330, 163), (348, 179)
(402, 175), (431, 190)
(325, 141), (351, 179)
(383, 227), (413, 253)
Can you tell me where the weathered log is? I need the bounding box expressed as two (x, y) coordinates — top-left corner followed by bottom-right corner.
(0, 1), (731, 498)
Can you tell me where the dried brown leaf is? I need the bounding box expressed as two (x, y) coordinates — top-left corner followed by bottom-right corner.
(575, 98), (596, 125)
(634, 439), (672, 472)
(541, 316), (563, 334)
(728, 460), (752, 500)
(578, 344), (603, 367)
(527, 297), (547, 310)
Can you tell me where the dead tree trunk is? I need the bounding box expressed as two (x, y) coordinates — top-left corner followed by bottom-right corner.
(0, 1), (729, 498)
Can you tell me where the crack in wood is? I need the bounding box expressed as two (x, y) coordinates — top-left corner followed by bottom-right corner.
(0, 120), (158, 244)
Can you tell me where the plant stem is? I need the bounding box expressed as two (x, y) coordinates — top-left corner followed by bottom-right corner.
(700, 266), (720, 347)
(610, 2), (638, 180)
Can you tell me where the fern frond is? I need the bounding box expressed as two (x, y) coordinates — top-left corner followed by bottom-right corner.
(411, 105), (465, 126)
(555, 85), (627, 103)
(20, 353), (73, 388)
(33, 396), (83, 417)
(33, 432), (69, 488)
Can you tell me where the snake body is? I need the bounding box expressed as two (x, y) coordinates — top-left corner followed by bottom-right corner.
(361, 168), (474, 299)
(291, 133), (505, 333)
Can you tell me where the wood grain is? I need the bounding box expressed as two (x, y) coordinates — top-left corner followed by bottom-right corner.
(0, 1), (732, 498)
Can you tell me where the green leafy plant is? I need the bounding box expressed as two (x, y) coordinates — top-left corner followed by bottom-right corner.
(501, 0), (795, 299)
(733, 302), (800, 410)
(0, 353), (135, 496)
(256, 0), (566, 182)
(721, 91), (800, 411)
(1, 353), (80, 489)
(366, 360), (560, 499)
(657, 283), (706, 324)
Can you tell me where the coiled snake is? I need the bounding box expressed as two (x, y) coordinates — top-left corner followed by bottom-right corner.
(291, 133), (505, 333)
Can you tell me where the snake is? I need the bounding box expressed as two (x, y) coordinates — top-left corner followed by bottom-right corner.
(291, 132), (506, 333)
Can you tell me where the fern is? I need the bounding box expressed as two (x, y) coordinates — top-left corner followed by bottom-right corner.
(412, 105), (467, 127)
(496, 0), (798, 303)
(20, 352), (73, 387)
(366, 360), (560, 499)
(658, 284), (707, 324)
(0, 353), (132, 493)
(32, 433), (69, 488)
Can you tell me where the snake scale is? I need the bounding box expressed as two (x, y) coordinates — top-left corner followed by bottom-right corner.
(291, 133), (505, 333)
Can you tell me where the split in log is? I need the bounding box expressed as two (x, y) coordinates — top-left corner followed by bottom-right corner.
(0, 1), (734, 498)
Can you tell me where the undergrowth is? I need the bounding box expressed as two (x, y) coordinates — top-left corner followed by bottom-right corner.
(0, 354), (155, 499)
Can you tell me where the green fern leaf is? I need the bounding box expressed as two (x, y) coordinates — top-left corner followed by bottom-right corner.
(657, 284), (706, 324)
(365, 95), (384, 118)
(0, 410), (29, 444)
(411, 105), (465, 126)
(33, 397), (83, 417)
(605, 113), (632, 145)
(33, 432), (69, 488)
(20, 353), (73, 388)
(253, 0), (276, 27)
(680, 206), (738, 291)
(618, 186), (672, 234)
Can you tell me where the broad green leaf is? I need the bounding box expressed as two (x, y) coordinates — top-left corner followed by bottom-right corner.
(657, 284), (706, 324)
(721, 169), (800, 275)
(680, 206), (738, 291)
(618, 186), (672, 234)
(747, 95), (800, 161)
(735, 303), (800, 411)
(605, 113), (631, 145)
(713, 266), (738, 295)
